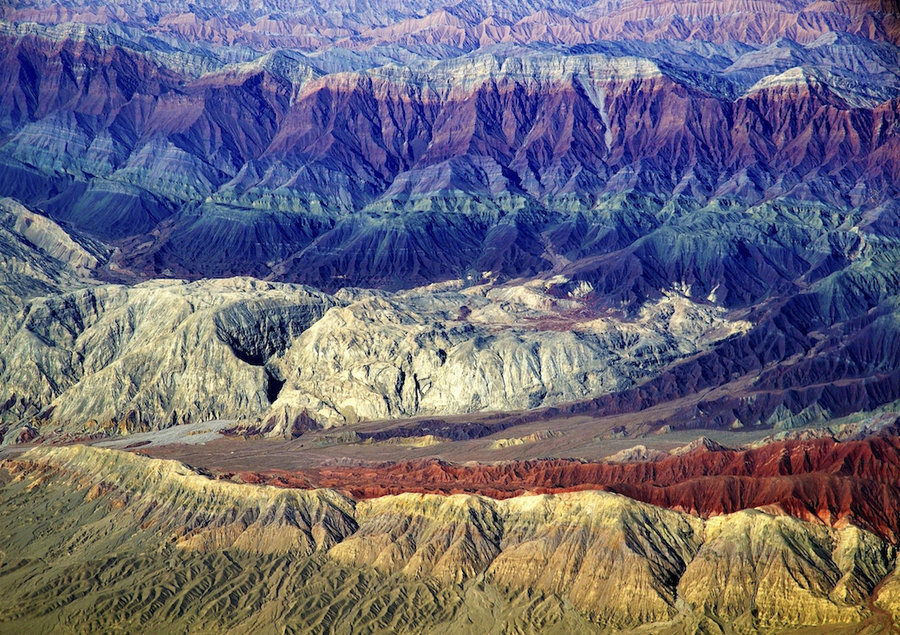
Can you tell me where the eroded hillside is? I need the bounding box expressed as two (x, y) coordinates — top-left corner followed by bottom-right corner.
(3, 444), (900, 633)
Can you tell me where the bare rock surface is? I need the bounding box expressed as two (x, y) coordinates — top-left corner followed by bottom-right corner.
(266, 281), (750, 430)
(0, 197), (105, 314)
(0, 277), (339, 437)
(2, 444), (899, 632)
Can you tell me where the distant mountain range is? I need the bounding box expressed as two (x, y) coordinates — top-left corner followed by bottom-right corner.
(0, 0), (898, 291)
(2, 0), (899, 443)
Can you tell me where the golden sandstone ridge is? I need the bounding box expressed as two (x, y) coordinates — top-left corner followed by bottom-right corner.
(4, 445), (900, 633)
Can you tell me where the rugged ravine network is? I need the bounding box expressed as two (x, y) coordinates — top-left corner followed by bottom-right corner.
(3, 444), (900, 632)
(1, 0), (900, 631)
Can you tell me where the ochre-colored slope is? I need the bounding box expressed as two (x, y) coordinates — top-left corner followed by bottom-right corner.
(4, 444), (900, 632)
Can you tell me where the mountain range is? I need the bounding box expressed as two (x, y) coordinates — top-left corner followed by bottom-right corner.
(2, 0), (900, 632)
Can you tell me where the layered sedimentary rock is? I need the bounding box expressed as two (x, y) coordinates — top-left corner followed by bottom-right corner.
(0, 0), (898, 632)
(0, 197), (105, 314)
(3, 444), (900, 632)
(331, 493), (504, 584)
(0, 6), (898, 292)
(329, 491), (706, 626)
(277, 432), (900, 541)
(4, 444), (358, 555)
(679, 511), (895, 628)
(0, 269), (753, 436)
(0, 0), (897, 445)
(487, 492), (703, 627)
(2, 0), (898, 53)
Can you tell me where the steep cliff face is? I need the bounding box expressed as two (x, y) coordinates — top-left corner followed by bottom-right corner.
(279, 433), (900, 542)
(0, 278), (339, 438)
(488, 492), (703, 627)
(3, 444), (900, 632)
(0, 12), (898, 290)
(0, 0), (897, 449)
(331, 493), (504, 584)
(679, 512), (896, 627)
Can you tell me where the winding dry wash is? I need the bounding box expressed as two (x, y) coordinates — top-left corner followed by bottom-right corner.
(1, 0), (900, 631)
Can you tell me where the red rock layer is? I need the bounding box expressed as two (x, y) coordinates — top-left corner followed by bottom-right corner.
(222, 434), (900, 541)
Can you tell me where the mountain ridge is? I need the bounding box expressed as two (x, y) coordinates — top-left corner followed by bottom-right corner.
(3, 443), (900, 631)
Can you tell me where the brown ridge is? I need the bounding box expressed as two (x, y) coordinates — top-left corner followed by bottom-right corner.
(215, 433), (900, 542)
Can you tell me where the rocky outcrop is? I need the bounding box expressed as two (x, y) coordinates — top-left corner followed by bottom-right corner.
(4, 445), (358, 555)
(331, 493), (504, 584)
(0, 272), (754, 437)
(264, 281), (750, 430)
(679, 511), (895, 627)
(488, 429), (562, 449)
(0, 15), (898, 292)
(0, 197), (104, 314)
(488, 492), (703, 627)
(281, 433), (900, 541)
(0, 277), (339, 436)
(2, 249), (898, 443)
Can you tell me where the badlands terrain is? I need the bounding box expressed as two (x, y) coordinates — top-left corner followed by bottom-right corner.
(1, 0), (900, 631)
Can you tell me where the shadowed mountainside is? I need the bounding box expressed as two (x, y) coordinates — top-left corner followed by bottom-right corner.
(0, 0), (898, 444)
(2, 1), (900, 632)
(0, 1), (898, 293)
(0, 0), (898, 443)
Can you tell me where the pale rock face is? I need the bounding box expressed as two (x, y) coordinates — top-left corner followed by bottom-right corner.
(489, 492), (704, 626)
(0, 268), (748, 437)
(872, 556), (900, 623)
(5, 200), (99, 274)
(330, 493), (504, 585)
(605, 443), (668, 462)
(266, 282), (751, 430)
(351, 52), (663, 95)
(0, 278), (339, 435)
(6, 445), (358, 555)
(678, 510), (896, 627)
(488, 429), (561, 449)
(0, 198), (104, 315)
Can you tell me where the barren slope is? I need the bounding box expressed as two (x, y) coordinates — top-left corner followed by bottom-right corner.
(2, 444), (900, 632)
